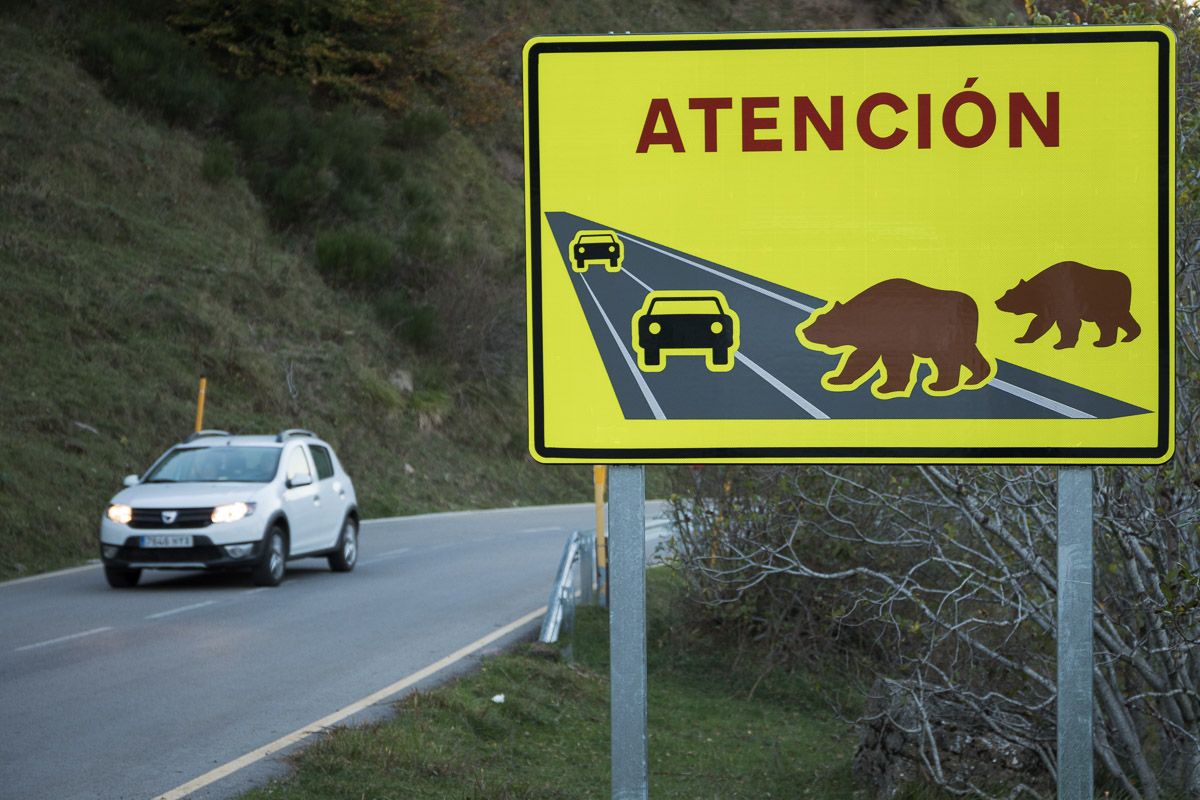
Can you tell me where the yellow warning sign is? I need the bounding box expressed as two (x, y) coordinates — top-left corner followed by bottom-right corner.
(524, 27), (1175, 464)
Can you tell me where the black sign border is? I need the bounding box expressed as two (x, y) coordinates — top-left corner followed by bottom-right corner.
(526, 28), (1174, 464)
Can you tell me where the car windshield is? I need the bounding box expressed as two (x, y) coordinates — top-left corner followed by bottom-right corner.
(579, 234), (614, 243)
(648, 298), (722, 315)
(144, 446), (281, 483)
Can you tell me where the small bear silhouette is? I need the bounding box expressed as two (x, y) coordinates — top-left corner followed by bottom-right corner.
(995, 261), (1140, 349)
(797, 278), (994, 399)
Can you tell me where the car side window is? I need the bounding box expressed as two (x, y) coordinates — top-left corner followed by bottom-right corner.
(286, 447), (312, 482)
(308, 445), (334, 481)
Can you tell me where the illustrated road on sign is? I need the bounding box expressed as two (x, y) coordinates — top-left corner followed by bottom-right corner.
(546, 211), (1148, 423)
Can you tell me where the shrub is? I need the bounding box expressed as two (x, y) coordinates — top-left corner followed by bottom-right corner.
(78, 21), (226, 128)
(200, 140), (235, 184)
(385, 106), (451, 149)
(315, 228), (394, 287)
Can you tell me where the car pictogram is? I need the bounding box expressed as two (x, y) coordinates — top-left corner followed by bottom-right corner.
(632, 290), (739, 373)
(570, 230), (623, 272)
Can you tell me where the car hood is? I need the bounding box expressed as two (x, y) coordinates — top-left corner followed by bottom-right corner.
(111, 482), (271, 508)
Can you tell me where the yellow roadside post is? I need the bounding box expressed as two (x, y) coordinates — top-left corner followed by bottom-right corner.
(194, 377), (207, 433)
(594, 465), (608, 607)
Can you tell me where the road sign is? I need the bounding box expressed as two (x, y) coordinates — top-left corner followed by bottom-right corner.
(524, 27), (1175, 464)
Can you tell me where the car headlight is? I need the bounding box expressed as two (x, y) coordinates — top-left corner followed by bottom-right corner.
(711, 321), (723, 334)
(223, 543), (255, 558)
(107, 504), (133, 525)
(648, 322), (662, 335)
(211, 502), (255, 524)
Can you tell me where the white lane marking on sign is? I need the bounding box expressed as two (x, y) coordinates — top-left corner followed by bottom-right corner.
(734, 353), (830, 420)
(15, 626), (114, 652)
(622, 266), (827, 419)
(146, 601), (216, 620)
(622, 237), (1095, 420)
(622, 232), (817, 313)
(990, 379), (1095, 420)
(581, 275), (667, 420)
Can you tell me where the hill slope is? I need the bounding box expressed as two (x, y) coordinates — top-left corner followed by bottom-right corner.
(0, 16), (590, 580)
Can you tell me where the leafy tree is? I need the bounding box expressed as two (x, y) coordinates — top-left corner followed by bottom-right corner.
(170, 0), (443, 110)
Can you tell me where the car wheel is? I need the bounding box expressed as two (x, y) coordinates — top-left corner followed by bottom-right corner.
(712, 346), (729, 366)
(328, 517), (359, 573)
(252, 527), (287, 587)
(644, 347), (661, 366)
(104, 566), (141, 589)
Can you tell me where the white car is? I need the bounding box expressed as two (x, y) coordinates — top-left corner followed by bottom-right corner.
(99, 429), (359, 588)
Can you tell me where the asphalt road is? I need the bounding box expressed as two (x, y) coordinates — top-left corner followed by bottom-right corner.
(546, 211), (1147, 421)
(0, 502), (667, 800)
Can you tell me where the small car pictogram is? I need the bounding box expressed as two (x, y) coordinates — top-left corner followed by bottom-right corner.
(570, 230), (623, 272)
(632, 291), (740, 373)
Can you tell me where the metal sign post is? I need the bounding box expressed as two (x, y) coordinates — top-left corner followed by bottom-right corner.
(1057, 467), (1094, 800)
(608, 464), (648, 800)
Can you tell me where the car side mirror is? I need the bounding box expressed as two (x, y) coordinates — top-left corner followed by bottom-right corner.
(287, 474), (313, 489)
(122, 474), (140, 487)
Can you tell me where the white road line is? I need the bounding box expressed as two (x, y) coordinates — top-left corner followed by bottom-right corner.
(152, 606), (548, 800)
(990, 379), (1095, 419)
(518, 527), (561, 534)
(15, 626), (113, 653)
(621, 265), (827, 420)
(360, 502), (595, 527)
(0, 562), (101, 589)
(623, 235), (1097, 421)
(361, 547), (412, 565)
(622, 232), (817, 313)
(146, 601), (216, 620)
(581, 275), (667, 420)
(734, 353), (829, 419)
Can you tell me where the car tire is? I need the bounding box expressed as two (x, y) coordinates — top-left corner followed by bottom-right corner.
(252, 526), (287, 587)
(644, 347), (661, 366)
(328, 517), (359, 573)
(104, 566), (141, 589)
(712, 346), (729, 366)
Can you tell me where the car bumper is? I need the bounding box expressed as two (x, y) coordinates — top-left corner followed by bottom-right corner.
(100, 534), (264, 570)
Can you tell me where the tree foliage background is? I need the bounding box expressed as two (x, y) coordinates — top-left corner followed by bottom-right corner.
(668, 2), (1200, 798)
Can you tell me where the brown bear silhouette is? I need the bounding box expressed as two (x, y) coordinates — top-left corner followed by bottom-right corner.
(995, 261), (1140, 349)
(797, 278), (993, 398)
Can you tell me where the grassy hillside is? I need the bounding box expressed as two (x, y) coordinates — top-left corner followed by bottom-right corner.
(0, 15), (591, 580)
(0, 0), (1017, 580)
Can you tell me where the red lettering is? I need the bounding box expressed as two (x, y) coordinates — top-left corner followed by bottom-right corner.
(1009, 92), (1060, 147)
(917, 93), (931, 150)
(689, 97), (733, 152)
(741, 97), (782, 152)
(794, 96), (843, 151)
(636, 99), (685, 153)
(857, 93), (908, 149)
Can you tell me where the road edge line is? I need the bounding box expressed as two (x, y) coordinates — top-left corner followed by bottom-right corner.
(152, 606), (548, 800)
(0, 562), (101, 589)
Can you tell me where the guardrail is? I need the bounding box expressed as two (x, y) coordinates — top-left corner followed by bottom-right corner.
(539, 518), (674, 647)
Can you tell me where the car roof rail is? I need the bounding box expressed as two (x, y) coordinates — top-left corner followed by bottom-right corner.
(185, 429), (232, 443)
(276, 428), (318, 443)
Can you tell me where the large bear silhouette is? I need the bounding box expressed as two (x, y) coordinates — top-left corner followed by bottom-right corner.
(797, 278), (994, 399)
(995, 261), (1140, 349)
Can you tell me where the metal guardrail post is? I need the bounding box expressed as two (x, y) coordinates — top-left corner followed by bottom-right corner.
(580, 530), (596, 606)
(539, 531), (581, 645)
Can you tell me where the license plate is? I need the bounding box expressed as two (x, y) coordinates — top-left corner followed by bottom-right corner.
(140, 535), (194, 548)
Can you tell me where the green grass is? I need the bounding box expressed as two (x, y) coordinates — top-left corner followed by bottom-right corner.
(0, 16), (601, 581)
(239, 569), (866, 800)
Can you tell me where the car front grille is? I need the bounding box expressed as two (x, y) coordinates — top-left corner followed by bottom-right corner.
(130, 507), (214, 529)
